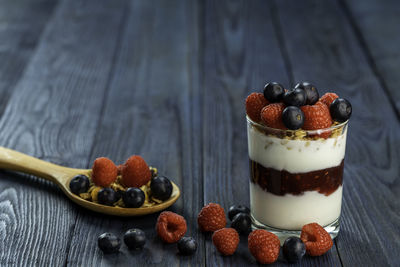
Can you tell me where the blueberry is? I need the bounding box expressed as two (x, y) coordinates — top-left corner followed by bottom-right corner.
(178, 237), (197, 255)
(228, 205), (250, 221)
(282, 236), (306, 263)
(295, 82), (319, 105)
(282, 106), (305, 130)
(231, 213), (252, 234)
(123, 187), (145, 208)
(69, 175), (90, 195)
(97, 188), (117, 206)
(330, 98), (352, 122)
(124, 228), (146, 250)
(283, 88), (306, 107)
(98, 232), (121, 254)
(263, 82), (285, 102)
(150, 176), (173, 201)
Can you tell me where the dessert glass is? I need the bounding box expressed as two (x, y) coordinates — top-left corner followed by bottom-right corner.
(247, 115), (348, 239)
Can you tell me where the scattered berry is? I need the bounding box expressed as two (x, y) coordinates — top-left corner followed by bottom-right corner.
(178, 237), (197, 255)
(263, 82), (285, 103)
(98, 232), (121, 254)
(300, 222), (333, 256)
(124, 228), (146, 250)
(97, 188), (117, 206)
(282, 106), (305, 130)
(248, 229), (280, 264)
(320, 92), (339, 107)
(231, 213), (252, 234)
(245, 93), (269, 122)
(212, 228), (239, 256)
(117, 164), (124, 175)
(261, 103), (286, 129)
(121, 155), (151, 188)
(122, 187), (145, 208)
(156, 211), (187, 243)
(295, 82), (319, 105)
(150, 176), (173, 201)
(283, 88), (307, 106)
(283, 236), (306, 263)
(301, 102), (332, 131)
(330, 98), (352, 122)
(92, 157), (118, 187)
(228, 205), (250, 221)
(69, 175), (90, 195)
(197, 203), (226, 232)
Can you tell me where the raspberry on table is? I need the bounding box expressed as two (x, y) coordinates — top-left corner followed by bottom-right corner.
(212, 228), (239, 256)
(197, 203), (226, 232)
(300, 222), (333, 256)
(320, 92), (339, 107)
(156, 211), (187, 243)
(92, 157), (118, 187)
(260, 103), (286, 130)
(301, 102), (332, 138)
(248, 229), (280, 264)
(121, 155), (151, 188)
(245, 92), (269, 122)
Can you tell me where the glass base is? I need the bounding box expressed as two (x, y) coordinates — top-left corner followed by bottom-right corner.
(251, 215), (340, 244)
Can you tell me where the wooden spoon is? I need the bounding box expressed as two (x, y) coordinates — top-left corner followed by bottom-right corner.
(0, 147), (180, 216)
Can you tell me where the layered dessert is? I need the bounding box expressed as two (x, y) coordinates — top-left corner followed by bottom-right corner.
(245, 82), (352, 231)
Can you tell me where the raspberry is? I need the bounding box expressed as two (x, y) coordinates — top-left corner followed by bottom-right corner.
(197, 203), (226, 232)
(117, 164), (123, 175)
(260, 103), (286, 130)
(300, 223), (333, 256)
(301, 102), (332, 138)
(248, 230), (280, 264)
(92, 157), (117, 187)
(212, 228), (239, 256)
(121, 155), (151, 188)
(156, 211), (187, 243)
(320, 92), (339, 107)
(246, 93), (269, 122)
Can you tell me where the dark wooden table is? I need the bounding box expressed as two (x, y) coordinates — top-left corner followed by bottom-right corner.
(0, 0), (398, 266)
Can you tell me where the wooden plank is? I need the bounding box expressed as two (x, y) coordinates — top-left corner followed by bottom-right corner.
(65, 0), (204, 266)
(0, 0), (127, 265)
(274, 0), (400, 266)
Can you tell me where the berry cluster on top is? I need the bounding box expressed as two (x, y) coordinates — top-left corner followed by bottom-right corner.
(246, 82), (352, 132)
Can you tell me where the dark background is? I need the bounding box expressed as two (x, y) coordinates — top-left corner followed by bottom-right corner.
(0, 0), (398, 266)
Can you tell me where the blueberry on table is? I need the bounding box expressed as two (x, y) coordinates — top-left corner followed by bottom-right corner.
(98, 232), (121, 254)
(330, 98), (352, 122)
(282, 106), (305, 130)
(263, 82), (285, 102)
(122, 187), (145, 208)
(178, 237), (197, 255)
(283, 88), (306, 107)
(124, 228), (146, 250)
(231, 213), (252, 234)
(228, 205), (250, 221)
(282, 236), (306, 263)
(97, 188), (117, 206)
(295, 82), (319, 105)
(150, 176), (173, 201)
(69, 175), (90, 195)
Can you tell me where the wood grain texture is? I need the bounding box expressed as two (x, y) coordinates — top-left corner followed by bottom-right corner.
(0, 0), (127, 265)
(275, 0), (400, 266)
(65, 0), (204, 266)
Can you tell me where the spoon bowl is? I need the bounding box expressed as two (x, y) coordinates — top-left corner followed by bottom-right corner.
(0, 147), (180, 216)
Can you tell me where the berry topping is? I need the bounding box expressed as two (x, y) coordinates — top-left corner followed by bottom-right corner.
(178, 237), (197, 255)
(122, 187), (145, 208)
(263, 82), (285, 102)
(156, 211), (187, 243)
(98, 232), (121, 254)
(282, 106), (305, 130)
(301, 102), (332, 131)
(245, 93), (269, 122)
(197, 203), (226, 232)
(330, 98), (352, 122)
(121, 155), (151, 188)
(92, 157), (118, 187)
(283, 88), (307, 106)
(231, 213), (252, 234)
(150, 176), (173, 201)
(248, 230), (280, 264)
(212, 228), (239, 256)
(69, 175), (90, 195)
(228, 205), (250, 221)
(261, 103), (286, 129)
(124, 228), (146, 250)
(320, 92), (339, 107)
(295, 82), (319, 105)
(300, 222), (333, 256)
(282, 236), (306, 263)
(97, 188), (118, 206)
